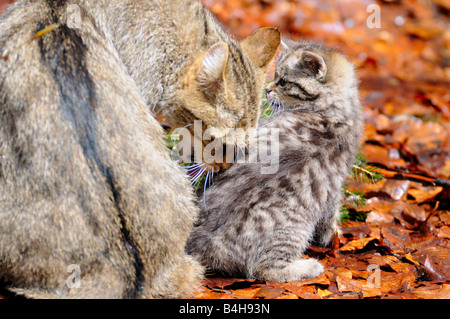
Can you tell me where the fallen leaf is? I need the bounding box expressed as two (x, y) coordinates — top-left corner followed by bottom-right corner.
(423, 255), (447, 282)
(381, 225), (413, 251)
(276, 291), (299, 299)
(381, 180), (411, 201)
(407, 182), (444, 203)
(405, 253), (421, 266)
(411, 284), (450, 299)
(413, 246), (450, 282)
(317, 288), (333, 298)
(437, 226), (450, 239)
(336, 274), (382, 298)
(366, 254), (399, 268)
(281, 270), (331, 294)
(339, 237), (378, 252)
(365, 198), (396, 224)
(362, 144), (407, 169)
(228, 287), (263, 299)
(285, 285), (320, 299)
(253, 285), (284, 299)
(340, 222), (372, 239)
(439, 211), (450, 224)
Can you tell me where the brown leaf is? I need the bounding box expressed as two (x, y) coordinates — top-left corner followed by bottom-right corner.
(335, 274), (382, 298)
(283, 284), (320, 299)
(339, 237), (378, 252)
(437, 226), (450, 239)
(228, 287), (262, 299)
(339, 221), (372, 239)
(253, 285), (284, 299)
(407, 182), (444, 203)
(381, 180), (411, 201)
(423, 255), (447, 282)
(380, 271), (416, 294)
(366, 254), (400, 268)
(365, 198), (396, 224)
(413, 246), (450, 282)
(281, 270), (331, 292)
(411, 284), (450, 299)
(204, 278), (264, 290)
(317, 288), (333, 298)
(362, 144), (407, 170)
(439, 211), (450, 224)
(381, 225), (413, 251)
(405, 253), (421, 266)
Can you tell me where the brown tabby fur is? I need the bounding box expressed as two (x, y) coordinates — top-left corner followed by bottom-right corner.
(0, 0), (280, 298)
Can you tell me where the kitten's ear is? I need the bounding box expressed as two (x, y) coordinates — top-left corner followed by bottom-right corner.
(301, 51), (327, 81)
(197, 42), (229, 96)
(241, 27), (281, 71)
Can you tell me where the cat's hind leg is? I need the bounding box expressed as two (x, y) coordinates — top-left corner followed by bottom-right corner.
(313, 208), (341, 247)
(253, 226), (324, 282)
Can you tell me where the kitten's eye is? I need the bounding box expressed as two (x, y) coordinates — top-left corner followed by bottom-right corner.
(278, 78), (287, 87)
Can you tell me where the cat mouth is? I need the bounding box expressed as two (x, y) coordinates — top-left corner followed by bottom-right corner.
(186, 142), (234, 173)
(164, 118), (247, 184)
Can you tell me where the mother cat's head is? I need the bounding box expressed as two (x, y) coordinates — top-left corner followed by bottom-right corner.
(167, 28), (281, 173)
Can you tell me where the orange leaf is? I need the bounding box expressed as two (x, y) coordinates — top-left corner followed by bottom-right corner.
(339, 237), (377, 252)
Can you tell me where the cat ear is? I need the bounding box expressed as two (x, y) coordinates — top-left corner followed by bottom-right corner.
(301, 51), (327, 80)
(240, 27), (281, 70)
(197, 42), (229, 95)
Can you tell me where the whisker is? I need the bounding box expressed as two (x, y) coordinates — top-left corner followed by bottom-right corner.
(209, 167), (214, 187)
(202, 171), (210, 208)
(261, 99), (284, 128)
(186, 163), (204, 171)
(190, 167), (205, 181)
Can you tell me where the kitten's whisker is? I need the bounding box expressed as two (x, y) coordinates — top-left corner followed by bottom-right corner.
(261, 100), (284, 128)
(186, 163), (204, 171)
(190, 167), (204, 180)
(202, 172), (210, 208)
(190, 168), (206, 185)
(210, 167), (214, 186)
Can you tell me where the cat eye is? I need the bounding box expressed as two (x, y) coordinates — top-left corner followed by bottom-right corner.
(278, 78), (287, 87)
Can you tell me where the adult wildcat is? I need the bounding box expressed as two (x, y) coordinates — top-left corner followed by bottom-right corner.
(187, 41), (363, 282)
(0, 0), (280, 298)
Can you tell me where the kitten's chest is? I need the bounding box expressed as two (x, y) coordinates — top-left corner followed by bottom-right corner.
(270, 116), (354, 181)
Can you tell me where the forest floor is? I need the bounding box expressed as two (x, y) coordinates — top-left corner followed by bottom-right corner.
(193, 0), (450, 299)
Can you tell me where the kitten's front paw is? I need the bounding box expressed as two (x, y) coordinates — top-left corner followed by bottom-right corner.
(257, 258), (324, 282)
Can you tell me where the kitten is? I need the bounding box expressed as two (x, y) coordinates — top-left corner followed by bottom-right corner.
(186, 40), (363, 282)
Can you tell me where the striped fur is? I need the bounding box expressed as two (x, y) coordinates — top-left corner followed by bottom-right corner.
(186, 41), (363, 282)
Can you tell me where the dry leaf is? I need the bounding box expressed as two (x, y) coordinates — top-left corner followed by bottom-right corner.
(405, 253), (421, 266)
(339, 237), (378, 252)
(317, 288), (333, 298)
(253, 285), (284, 299)
(411, 284), (450, 299)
